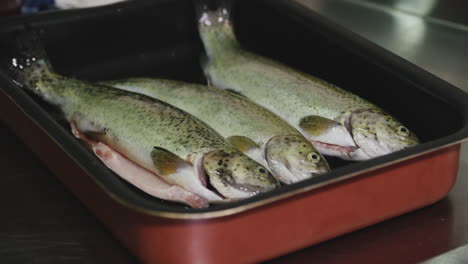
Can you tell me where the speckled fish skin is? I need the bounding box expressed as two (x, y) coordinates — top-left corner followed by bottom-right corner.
(196, 6), (420, 160)
(105, 78), (330, 183)
(11, 53), (278, 202)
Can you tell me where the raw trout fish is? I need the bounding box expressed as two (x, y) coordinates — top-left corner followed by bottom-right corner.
(105, 78), (330, 184)
(9, 36), (278, 208)
(196, 4), (420, 161)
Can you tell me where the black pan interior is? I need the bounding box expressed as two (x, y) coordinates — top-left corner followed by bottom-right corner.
(0, 0), (467, 215)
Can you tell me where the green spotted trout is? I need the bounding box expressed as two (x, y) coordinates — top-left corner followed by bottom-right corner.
(196, 4), (420, 160)
(104, 78), (330, 184)
(9, 36), (278, 208)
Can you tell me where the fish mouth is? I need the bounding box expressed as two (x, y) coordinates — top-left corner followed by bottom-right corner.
(214, 179), (273, 198)
(213, 169), (275, 197)
(229, 182), (268, 195)
(264, 146), (326, 183)
(400, 136), (420, 147)
(266, 156), (313, 184)
(222, 172), (277, 194)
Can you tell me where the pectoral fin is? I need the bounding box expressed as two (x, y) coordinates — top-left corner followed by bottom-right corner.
(151, 147), (190, 176)
(299, 115), (341, 136)
(299, 116), (358, 157)
(227, 136), (259, 153)
(227, 136), (266, 166)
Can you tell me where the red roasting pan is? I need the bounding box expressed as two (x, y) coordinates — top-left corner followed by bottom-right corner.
(0, 0), (467, 263)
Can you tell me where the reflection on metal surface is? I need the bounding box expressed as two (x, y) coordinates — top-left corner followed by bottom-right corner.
(391, 0), (437, 16)
(389, 11), (427, 58)
(356, 0), (468, 27)
(422, 244), (468, 263)
(339, 0), (468, 39)
(340, 0), (438, 58)
(296, 0), (468, 93)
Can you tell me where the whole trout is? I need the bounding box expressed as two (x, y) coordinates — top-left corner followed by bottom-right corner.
(9, 36), (278, 207)
(196, 4), (419, 160)
(105, 78), (330, 184)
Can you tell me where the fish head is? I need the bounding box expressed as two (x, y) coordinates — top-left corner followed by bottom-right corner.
(265, 134), (330, 184)
(348, 109), (420, 160)
(202, 149), (279, 199)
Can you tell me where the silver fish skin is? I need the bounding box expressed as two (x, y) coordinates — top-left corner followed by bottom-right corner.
(105, 78), (330, 184)
(9, 40), (278, 206)
(196, 5), (420, 161)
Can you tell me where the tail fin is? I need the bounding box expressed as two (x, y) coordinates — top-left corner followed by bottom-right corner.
(194, 0), (233, 28)
(7, 31), (53, 90)
(193, 0), (239, 59)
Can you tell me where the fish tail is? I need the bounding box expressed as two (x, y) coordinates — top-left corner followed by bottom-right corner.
(194, 0), (233, 28)
(193, 0), (239, 58)
(7, 31), (54, 92)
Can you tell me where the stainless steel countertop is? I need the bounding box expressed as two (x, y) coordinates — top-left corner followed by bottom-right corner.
(298, 0), (468, 92)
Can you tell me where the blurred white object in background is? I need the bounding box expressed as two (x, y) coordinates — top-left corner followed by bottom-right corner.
(55, 0), (127, 9)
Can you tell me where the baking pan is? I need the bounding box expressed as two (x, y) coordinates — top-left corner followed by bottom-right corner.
(0, 0), (467, 263)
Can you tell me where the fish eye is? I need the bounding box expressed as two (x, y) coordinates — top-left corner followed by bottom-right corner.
(256, 166), (267, 174)
(307, 152), (320, 162)
(397, 126), (409, 136)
